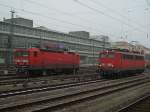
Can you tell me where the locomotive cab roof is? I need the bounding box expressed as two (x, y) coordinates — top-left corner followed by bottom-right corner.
(100, 48), (144, 56)
(15, 47), (79, 55)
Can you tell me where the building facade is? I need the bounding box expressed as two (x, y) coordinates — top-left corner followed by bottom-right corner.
(0, 18), (110, 65)
(111, 41), (150, 54)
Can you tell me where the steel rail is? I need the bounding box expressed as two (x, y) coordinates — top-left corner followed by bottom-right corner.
(116, 93), (150, 112)
(0, 75), (144, 98)
(0, 75), (149, 111)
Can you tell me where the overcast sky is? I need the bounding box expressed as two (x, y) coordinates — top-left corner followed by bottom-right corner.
(0, 0), (150, 48)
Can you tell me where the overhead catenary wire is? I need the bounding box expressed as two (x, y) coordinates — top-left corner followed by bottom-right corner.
(25, 0), (150, 39)
(0, 4), (94, 31)
(74, 0), (148, 34)
(23, 0), (117, 37)
(90, 0), (149, 32)
(0, 2), (118, 38)
(0, 1), (149, 40)
(16, 14), (76, 32)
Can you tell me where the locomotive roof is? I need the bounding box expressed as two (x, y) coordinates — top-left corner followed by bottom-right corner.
(101, 49), (144, 56)
(40, 48), (76, 54)
(15, 47), (78, 55)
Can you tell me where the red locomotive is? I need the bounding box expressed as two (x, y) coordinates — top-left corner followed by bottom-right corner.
(97, 49), (145, 78)
(14, 47), (80, 75)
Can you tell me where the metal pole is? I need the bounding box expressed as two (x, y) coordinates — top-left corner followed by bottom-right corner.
(103, 38), (105, 50)
(6, 10), (15, 65)
(90, 39), (93, 65)
(74, 39), (78, 75)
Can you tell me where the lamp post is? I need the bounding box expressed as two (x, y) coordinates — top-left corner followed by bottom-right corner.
(74, 39), (78, 75)
(6, 10), (15, 65)
(90, 38), (95, 66)
(92, 39), (94, 65)
(103, 38), (106, 50)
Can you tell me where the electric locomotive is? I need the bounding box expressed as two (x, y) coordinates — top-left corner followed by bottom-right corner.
(97, 49), (145, 78)
(14, 47), (80, 75)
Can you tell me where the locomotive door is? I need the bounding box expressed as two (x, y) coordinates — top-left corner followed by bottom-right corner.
(32, 51), (40, 68)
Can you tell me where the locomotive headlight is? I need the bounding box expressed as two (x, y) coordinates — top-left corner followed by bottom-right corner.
(107, 63), (114, 67)
(101, 63), (105, 66)
(16, 60), (21, 62)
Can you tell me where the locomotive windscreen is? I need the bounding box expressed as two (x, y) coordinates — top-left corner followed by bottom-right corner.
(99, 52), (114, 58)
(15, 51), (28, 57)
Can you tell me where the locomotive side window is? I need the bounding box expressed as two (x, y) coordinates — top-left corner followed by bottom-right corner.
(135, 55), (143, 60)
(123, 54), (143, 60)
(123, 54), (133, 60)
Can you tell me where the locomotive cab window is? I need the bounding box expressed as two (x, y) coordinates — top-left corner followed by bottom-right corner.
(107, 53), (114, 58)
(99, 53), (106, 58)
(99, 53), (114, 58)
(15, 51), (28, 57)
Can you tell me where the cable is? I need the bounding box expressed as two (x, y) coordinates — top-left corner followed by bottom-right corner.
(146, 0), (150, 7)
(23, 0), (117, 37)
(90, 0), (149, 32)
(74, 0), (148, 34)
(0, 3), (93, 31)
(16, 13), (85, 33)
(0, 2), (119, 38)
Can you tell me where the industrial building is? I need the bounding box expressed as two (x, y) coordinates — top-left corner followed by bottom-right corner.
(0, 17), (110, 65)
(111, 41), (150, 54)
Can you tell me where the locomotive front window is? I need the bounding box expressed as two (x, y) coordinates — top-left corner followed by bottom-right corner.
(100, 54), (106, 58)
(100, 53), (114, 58)
(108, 53), (114, 58)
(15, 51), (28, 57)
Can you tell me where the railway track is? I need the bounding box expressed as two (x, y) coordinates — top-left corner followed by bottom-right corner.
(0, 78), (105, 98)
(117, 93), (150, 112)
(0, 73), (98, 85)
(0, 75), (149, 112)
(0, 73), (99, 94)
(0, 69), (146, 86)
(0, 75), (142, 97)
(0, 64), (95, 76)
(0, 65), (97, 84)
(0, 66), (148, 86)
(0, 75), (27, 81)
(0, 65), (16, 75)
